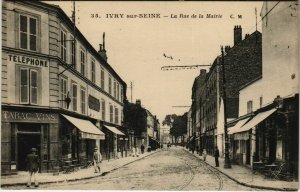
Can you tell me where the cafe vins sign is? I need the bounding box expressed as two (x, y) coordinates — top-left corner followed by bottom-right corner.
(2, 111), (57, 122)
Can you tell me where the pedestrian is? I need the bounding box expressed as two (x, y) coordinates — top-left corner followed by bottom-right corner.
(214, 146), (219, 167)
(26, 148), (40, 188)
(93, 148), (102, 173)
(203, 149), (207, 161)
(141, 144), (145, 154)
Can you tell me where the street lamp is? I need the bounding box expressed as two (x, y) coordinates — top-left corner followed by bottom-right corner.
(221, 46), (231, 169)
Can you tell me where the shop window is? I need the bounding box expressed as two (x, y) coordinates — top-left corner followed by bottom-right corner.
(72, 83), (77, 111)
(115, 107), (119, 124)
(20, 68), (38, 105)
(60, 77), (67, 109)
(91, 60), (95, 83)
(80, 50), (85, 76)
(19, 15), (37, 51)
(100, 67), (105, 89)
(109, 104), (113, 123)
(60, 30), (67, 62)
(101, 99), (106, 121)
(81, 88), (86, 114)
(108, 75), (112, 95)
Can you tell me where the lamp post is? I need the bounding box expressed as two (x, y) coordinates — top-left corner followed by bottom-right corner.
(221, 46), (231, 169)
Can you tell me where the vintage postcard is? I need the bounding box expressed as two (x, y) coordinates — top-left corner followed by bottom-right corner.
(1, 0), (299, 190)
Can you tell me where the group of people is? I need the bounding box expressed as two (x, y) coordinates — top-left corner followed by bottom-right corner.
(202, 147), (219, 167)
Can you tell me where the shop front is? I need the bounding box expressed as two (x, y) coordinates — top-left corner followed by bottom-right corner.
(60, 114), (105, 165)
(1, 108), (59, 175)
(102, 125), (125, 159)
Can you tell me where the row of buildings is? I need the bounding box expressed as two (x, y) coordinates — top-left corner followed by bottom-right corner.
(187, 2), (298, 179)
(1, 1), (160, 175)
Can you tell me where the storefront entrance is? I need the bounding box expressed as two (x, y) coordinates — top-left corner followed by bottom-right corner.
(17, 123), (41, 171)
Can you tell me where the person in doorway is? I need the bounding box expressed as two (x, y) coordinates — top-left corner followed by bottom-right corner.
(141, 144), (145, 154)
(214, 146), (219, 167)
(93, 148), (102, 173)
(26, 148), (40, 188)
(203, 149), (207, 161)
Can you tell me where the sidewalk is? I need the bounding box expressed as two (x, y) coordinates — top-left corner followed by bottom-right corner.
(1, 150), (159, 187)
(185, 148), (298, 191)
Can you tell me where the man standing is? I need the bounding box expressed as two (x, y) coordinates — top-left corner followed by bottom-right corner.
(141, 144), (145, 154)
(214, 146), (219, 167)
(26, 148), (40, 188)
(93, 148), (102, 173)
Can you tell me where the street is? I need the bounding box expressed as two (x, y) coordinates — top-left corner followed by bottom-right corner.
(5, 147), (259, 190)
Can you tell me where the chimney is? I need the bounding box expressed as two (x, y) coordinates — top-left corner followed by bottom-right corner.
(225, 45), (231, 53)
(98, 32), (108, 61)
(234, 25), (242, 45)
(200, 69), (206, 75)
(245, 34), (250, 39)
(136, 99), (141, 106)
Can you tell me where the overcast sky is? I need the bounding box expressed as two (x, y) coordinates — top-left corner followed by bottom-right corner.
(50, 1), (263, 122)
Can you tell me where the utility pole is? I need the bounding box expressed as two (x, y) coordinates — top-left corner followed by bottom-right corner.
(129, 81), (133, 103)
(221, 46), (231, 169)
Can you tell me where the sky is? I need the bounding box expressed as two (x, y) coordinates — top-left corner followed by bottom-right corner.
(49, 1), (263, 122)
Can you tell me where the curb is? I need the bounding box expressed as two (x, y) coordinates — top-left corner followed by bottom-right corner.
(185, 149), (298, 191)
(1, 150), (159, 188)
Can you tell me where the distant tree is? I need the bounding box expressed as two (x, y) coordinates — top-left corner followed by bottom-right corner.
(163, 113), (187, 143)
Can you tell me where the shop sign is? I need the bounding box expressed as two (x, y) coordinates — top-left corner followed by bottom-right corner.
(2, 111), (57, 123)
(88, 95), (100, 112)
(8, 54), (48, 67)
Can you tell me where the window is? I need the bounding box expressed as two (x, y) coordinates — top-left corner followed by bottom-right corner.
(60, 30), (67, 62)
(60, 77), (67, 109)
(101, 67), (105, 89)
(20, 68), (38, 104)
(91, 60), (95, 83)
(72, 83), (77, 111)
(70, 39), (75, 67)
(101, 99), (105, 121)
(20, 15), (37, 51)
(113, 80), (116, 98)
(80, 50), (85, 76)
(109, 104), (113, 123)
(259, 96), (263, 108)
(117, 83), (119, 101)
(247, 100), (253, 114)
(81, 88), (86, 114)
(109, 76), (112, 95)
(115, 107), (119, 124)
(120, 87), (123, 102)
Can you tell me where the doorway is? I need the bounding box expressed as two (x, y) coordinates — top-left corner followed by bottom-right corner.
(17, 133), (41, 171)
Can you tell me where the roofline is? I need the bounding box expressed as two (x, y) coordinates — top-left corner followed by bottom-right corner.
(239, 75), (263, 91)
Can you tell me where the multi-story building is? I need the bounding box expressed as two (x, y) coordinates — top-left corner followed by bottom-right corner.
(1, 1), (126, 174)
(191, 26), (262, 156)
(190, 69), (206, 151)
(228, 2), (298, 178)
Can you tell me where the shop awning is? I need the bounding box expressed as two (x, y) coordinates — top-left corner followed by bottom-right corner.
(61, 114), (105, 140)
(104, 125), (125, 136)
(228, 117), (250, 134)
(236, 108), (277, 134)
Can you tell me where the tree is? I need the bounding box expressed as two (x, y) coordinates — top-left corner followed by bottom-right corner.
(163, 113), (187, 143)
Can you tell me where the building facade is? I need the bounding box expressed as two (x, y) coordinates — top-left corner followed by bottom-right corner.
(228, 2), (298, 179)
(1, 1), (126, 174)
(190, 26), (262, 157)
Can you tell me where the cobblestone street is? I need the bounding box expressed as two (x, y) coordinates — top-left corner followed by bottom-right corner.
(5, 147), (260, 190)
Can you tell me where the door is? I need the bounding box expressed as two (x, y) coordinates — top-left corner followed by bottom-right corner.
(17, 133), (41, 171)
